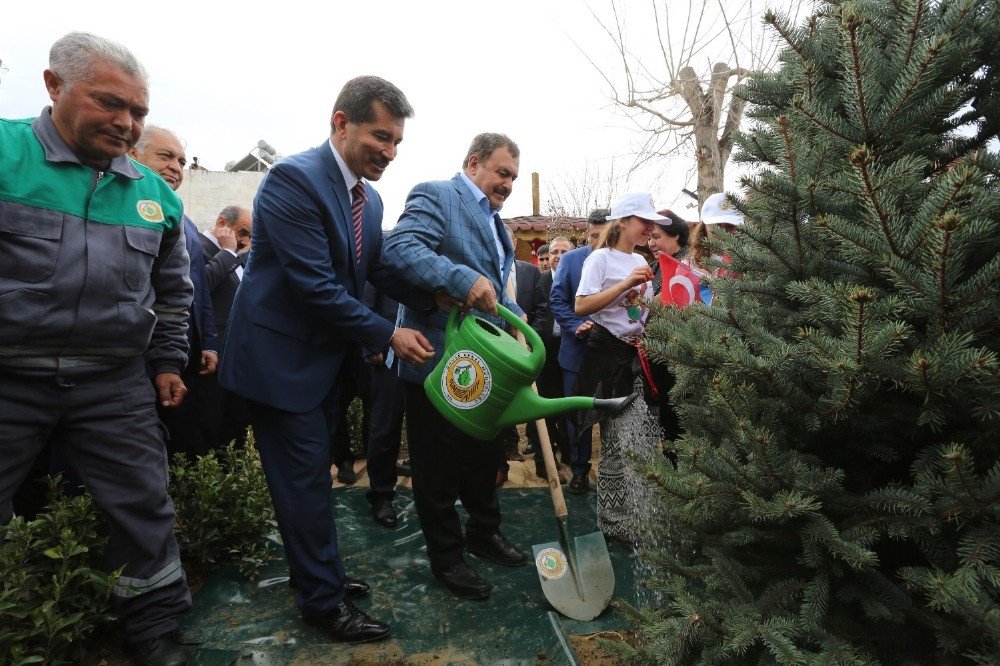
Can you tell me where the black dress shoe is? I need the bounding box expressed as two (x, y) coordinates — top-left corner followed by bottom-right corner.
(303, 599), (390, 643)
(129, 630), (190, 666)
(337, 461), (357, 485)
(468, 532), (527, 567)
(568, 474), (590, 495)
(344, 577), (369, 599)
(396, 459), (411, 476)
(432, 561), (492, 599)
(370, 497), (398, 529)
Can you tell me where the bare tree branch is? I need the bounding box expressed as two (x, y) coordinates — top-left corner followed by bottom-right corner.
(589, 0), (812, 205)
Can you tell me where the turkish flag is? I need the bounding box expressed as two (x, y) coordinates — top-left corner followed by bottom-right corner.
(658, 254), (702, 307)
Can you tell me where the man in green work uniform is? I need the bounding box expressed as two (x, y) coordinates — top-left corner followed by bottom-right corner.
(0, 32), (193, 666)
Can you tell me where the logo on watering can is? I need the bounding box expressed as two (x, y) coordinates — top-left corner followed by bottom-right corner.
(441, 350), (492, 409)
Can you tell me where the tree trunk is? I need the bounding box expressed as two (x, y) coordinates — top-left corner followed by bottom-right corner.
(675, 63), (747, 209)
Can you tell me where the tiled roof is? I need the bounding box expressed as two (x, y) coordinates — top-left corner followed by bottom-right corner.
(503, 215), (587, 232)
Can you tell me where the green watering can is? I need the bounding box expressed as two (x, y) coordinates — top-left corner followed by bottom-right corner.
(424, 304), (633, 440)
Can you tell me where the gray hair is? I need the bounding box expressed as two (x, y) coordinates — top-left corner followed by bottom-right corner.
(332, 75), (413, 125)
(462, 133), (519, 168)
(49, 32), (148, 90)
(218, 205), (248, 227)
(550, 236), (573, 247)
(586, 208), (610, 226)
(134, 125), (184, 154)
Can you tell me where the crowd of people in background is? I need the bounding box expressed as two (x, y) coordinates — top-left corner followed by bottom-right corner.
(0, 30), (744, 666)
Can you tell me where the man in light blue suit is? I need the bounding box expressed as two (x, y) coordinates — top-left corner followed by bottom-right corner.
(382, 133), (527, 601)
(549, 209), (609, 494)
(219, 76), (436, 644)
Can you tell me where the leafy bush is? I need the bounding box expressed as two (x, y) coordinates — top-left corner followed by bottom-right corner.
(169, 440), (278, 579)
(0, 478), (119, 665)
(347, 396), (366, 459)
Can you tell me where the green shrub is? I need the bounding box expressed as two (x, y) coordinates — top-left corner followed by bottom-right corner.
(347, 396), (366, 459)
(169, 440), (278, 579)
(0, 478), (119, 665)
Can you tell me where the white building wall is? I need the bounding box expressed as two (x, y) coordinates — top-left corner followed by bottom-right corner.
(176, 170), (265, 231)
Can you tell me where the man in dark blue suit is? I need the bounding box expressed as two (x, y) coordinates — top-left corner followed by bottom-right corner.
(219, 76), (436, 644)
(549, 209), (609, 494)
(129, 126), (220, 458)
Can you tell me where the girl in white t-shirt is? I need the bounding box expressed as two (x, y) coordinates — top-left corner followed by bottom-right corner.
(572, 195), (662, 544)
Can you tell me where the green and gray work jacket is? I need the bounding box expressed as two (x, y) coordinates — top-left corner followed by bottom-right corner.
(0, 109), (193, 378)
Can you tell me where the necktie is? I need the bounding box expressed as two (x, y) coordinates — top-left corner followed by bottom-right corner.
(351, 181), (366, 263)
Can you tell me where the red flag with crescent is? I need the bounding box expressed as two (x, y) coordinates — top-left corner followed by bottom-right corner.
(658, 253), (702, 307)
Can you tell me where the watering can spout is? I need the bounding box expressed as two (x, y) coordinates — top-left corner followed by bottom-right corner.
(592, 392), (640, 418)
(499, 390), (641, 429)
(499, 391), (595, 429)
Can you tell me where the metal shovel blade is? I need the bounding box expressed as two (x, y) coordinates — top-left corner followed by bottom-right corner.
(532, 530), (615, 622)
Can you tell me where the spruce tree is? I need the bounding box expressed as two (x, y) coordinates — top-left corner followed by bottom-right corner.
(619, 0), (1000, 663)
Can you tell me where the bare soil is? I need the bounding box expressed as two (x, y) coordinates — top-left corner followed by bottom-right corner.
(569, 630), (638, 665)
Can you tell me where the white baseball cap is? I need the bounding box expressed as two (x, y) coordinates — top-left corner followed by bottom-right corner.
(606, 193), (668, 222)
(701, 192), (744, 226)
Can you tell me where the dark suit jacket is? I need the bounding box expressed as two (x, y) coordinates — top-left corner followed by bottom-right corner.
(183, 216), (218, 359)
(514, 260), (546, 336)
(539, 269), (557, 342)
(199, 231), (241, 351)
(361, 282), (400, 325)
(219, 140), (428, 413)
(549, 245), (593, 372)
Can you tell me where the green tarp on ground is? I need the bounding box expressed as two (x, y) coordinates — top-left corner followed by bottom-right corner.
(181, 487), (644, 665)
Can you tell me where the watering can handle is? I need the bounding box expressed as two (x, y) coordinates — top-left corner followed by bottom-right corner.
(496, 304), (545, 368)
(446, 304), (545, 371)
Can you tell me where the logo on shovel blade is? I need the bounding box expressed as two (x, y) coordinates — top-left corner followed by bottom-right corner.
(535, 547), (568, 580)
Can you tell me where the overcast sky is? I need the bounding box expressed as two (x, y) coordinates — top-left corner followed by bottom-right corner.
(1, 0), (755, 225)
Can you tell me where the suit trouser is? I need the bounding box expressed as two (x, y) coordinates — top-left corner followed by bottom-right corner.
(495, 427), (519, 476)
(331, 351), (371, 468)
(158, 353), (216, 458)
(562, 368), (595, 477)
(526, 338), (570, 471)
(404, 381), (501, 570)
(250, 390), (349, 617)
(215, 337), (250, 451)
(217, 387), (251, 450)
(0, 360), (192, 642)
(365, 358), (404, 500)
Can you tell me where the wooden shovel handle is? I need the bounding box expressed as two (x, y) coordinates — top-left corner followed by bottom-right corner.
(515, 331), (569, 519)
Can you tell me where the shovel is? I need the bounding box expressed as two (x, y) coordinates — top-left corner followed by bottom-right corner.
(515, 332), (616, 622)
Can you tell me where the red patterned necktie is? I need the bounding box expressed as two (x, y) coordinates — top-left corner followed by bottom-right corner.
(351, 181), (366, 263)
